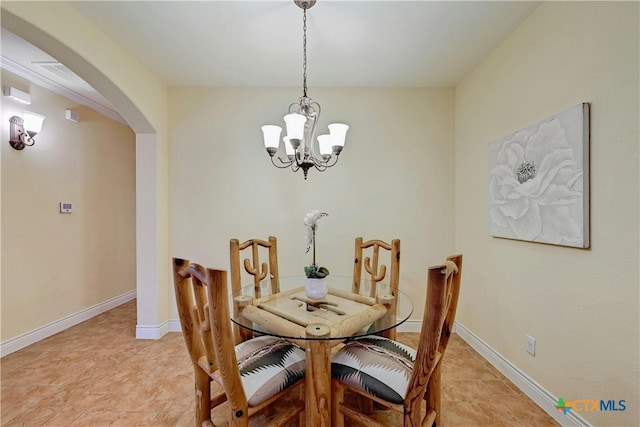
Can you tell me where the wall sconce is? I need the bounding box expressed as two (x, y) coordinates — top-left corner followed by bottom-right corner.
(9, 112), (46, 150)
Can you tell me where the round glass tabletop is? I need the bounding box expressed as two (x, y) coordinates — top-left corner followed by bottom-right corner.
(230, 275), (413, 341)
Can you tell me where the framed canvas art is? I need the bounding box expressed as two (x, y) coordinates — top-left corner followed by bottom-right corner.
(488, 103), (590, 248)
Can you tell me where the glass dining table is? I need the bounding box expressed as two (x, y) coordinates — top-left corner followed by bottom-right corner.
(231, 275), (413, 426)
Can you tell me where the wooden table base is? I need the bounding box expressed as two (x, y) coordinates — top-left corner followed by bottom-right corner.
(305, 324), (331, 426)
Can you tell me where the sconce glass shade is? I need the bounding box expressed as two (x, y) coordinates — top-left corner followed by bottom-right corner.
(261, 125), (282, 150)
(23, 112), (45, 136)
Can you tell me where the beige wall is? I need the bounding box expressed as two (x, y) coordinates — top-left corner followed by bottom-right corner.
(1, 70), (136, 340)
(168, 86), (456, 320)
(2, 1), (170, 334)
(455, 2), (639, 425)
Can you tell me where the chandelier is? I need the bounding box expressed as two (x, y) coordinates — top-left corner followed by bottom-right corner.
(261, 0), (349, 180)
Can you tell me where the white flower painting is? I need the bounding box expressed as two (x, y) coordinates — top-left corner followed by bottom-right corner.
(488, 103), (590, 248)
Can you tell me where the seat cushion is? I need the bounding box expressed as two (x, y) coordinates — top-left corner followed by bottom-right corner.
(234, 336), (306, 407)
(331, 336), (416, 404)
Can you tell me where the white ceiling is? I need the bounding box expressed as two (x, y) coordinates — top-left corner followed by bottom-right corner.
(1, 1), (540, 115)
(1, 28), (124, 122)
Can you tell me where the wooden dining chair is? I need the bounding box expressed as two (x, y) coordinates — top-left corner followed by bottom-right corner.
(353, 237), (401, 340)
(332, 254), (463, 427)
(230, 236), (280, 343)
(173, 258), (305, 427)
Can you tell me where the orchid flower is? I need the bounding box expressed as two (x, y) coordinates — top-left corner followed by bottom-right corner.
(304, 210), (329, 278)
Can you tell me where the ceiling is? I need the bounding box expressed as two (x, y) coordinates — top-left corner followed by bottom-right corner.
(1, 1), (540, 119)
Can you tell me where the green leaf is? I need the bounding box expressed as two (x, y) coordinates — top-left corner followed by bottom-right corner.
(304, 265), (330, 278)
(316, 267), (330, 278)
(304, 265), (315, 278)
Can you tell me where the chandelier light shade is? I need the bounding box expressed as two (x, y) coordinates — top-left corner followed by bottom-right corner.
(262, 0), (349, 179)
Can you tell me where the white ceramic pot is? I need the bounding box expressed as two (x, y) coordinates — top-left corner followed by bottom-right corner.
(305, 277), (328, 299)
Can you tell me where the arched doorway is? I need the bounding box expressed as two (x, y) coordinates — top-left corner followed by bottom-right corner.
(1, 6), (168, 338)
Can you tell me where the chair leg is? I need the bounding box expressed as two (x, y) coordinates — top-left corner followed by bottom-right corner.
(332, 380), (345, 427)
(425, 364), (442, 426)
(299, 384), (305, 426)
(386, 326), (397, 342)
(358, 395), (375, 414)
(262, 404), (275, 417)
(404, 397), (423, 427)
(194, 368), (212, 427)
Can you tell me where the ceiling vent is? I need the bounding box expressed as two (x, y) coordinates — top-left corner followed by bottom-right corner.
(33, 61), (92, 89)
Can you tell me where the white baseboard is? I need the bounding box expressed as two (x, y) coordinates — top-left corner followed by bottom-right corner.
(135, 321), (170, 339)
(135, 318), (182, 339)
(454, 321), (591, 427)
(1, 290), (136, 357)
(397, 319), (422, 333)
(168, 319), (182, 333)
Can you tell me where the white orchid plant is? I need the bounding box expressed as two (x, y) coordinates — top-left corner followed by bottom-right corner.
(304, 210), (330, 279)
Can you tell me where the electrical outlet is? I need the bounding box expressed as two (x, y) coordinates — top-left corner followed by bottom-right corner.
(526, 335), (536, 356)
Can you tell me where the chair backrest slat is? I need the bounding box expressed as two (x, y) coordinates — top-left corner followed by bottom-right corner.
(352, 237), (400, 297)
(230, 236), (280, 296)
(404, 255), (462, 413)
(207, 268), (249, 419)
(173, 258), (218, 374)
(439, 254), (463, 357)
(230, 236), (280, 343)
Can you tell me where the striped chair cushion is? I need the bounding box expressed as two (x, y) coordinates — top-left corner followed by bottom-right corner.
(331, 336), (416, 404)
(229, 336), (306, 407)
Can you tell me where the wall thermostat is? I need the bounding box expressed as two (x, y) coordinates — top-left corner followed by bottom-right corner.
(60, 202), (73, 213)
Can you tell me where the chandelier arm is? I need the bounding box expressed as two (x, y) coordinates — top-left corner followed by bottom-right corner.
(305, 154), (324, 168)
(270, 156), (295, 169)
(311, 161), (330, 173)
(293, 150), (303, 168)
(311, 152), (339, 169)
(326, 155), (340, 168)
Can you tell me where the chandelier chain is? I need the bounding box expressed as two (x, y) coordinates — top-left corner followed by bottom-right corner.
(303, 8), (308, 98)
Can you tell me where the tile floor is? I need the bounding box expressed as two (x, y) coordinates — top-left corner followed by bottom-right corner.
(1, 300), (559, 426)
